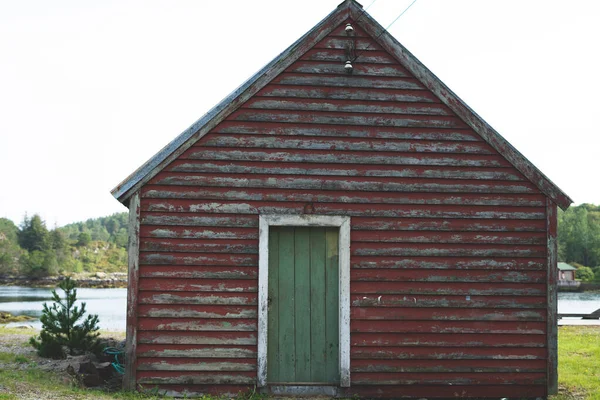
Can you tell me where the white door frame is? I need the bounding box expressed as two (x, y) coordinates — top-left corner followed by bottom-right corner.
(257, 215), (351, 387)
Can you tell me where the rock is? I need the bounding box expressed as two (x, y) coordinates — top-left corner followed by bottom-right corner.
(78, 360), (102, 387)
(95, 272), (107, 279)
(94, 361), (113, 381)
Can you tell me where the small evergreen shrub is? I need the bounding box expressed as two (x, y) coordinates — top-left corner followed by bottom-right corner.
(30, 277), (101, 358)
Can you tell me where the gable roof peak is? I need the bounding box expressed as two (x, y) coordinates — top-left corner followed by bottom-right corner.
(111, 1), (572, 210)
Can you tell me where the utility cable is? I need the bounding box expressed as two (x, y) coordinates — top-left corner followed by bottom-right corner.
(352, 0), (418, 62)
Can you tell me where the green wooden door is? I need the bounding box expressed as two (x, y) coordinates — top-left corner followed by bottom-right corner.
(267, 226), (339, 384)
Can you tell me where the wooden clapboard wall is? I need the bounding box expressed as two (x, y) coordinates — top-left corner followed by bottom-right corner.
(133, 19), (549, 399)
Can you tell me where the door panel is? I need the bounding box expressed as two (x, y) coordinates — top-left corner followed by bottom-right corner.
(267, 226), (339, 384)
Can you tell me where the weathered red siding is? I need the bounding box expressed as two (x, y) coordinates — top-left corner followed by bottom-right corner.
(133, 18), (549, 398)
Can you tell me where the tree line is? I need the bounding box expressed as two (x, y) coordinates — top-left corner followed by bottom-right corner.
(558, 203), (600, 281)
(1, 204), (600, 279)
(0, 213), (128, 277)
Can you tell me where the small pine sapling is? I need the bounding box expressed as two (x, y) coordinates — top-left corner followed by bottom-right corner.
(30, 277), (101, 358)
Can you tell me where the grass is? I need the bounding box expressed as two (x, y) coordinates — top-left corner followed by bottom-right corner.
(551, 326), (600, 400)
(1, 326), (599, 399)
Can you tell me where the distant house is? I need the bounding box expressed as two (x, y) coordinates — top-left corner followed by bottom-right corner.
(558, 262), (577, 281)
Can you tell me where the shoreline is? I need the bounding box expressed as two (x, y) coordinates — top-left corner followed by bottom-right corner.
(0, 273), (127, 289)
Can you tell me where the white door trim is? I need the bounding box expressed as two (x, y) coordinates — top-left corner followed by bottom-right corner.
(257, 215), (351, 388)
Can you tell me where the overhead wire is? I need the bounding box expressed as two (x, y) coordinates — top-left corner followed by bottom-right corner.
(352, 0), (418, 62)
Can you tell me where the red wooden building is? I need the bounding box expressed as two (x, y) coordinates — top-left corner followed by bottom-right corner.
(112, 1), (572, 398)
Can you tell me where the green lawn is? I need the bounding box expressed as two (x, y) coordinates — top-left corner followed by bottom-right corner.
(552, 326), (600, 400)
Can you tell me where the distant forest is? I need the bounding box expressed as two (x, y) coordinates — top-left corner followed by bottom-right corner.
(1, 204), (600, 279)
(0, 213), (128, 277)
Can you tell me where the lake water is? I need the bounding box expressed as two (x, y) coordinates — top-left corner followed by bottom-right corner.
(1, 286), (599, 330)
(0, 286), (127, 331)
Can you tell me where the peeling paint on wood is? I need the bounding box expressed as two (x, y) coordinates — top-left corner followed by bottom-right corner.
(351, 282), (545, 296)
(124, 192), (140, 391)
(184, 148), (511, 167)
(351, 346), (546, 360)
(243, 98), (451, 116)
(150, 174), (538, 194)
(144, 187), (542, 207)
(350, 268), (545, 283)
(137, 345), (257, 358)
(350, 359), (546, 373)
(352, 372), (545, 385)
(351, 333), (544, 347)
(139, 266), (257, 280)
(138, 292), (257, 305)
(199, 135), (491, 153)
(137, 359), (256, 372)
(350, 307), (545, 321)
(138, 304), (257, 319)
(213, 121), (476, 140)
(351, 294), (546, 309)
(165, 162), (524, 181)
(138, 278), (258, 292)
(351, 320), (545, 334)
(137, 372), (255, 385)
(137, 331), (257, 345)
(138, 318), (257, 332)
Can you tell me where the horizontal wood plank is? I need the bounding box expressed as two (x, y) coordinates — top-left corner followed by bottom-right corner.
(212, 121), (477, 140)
(351, 268), (546, 283)
(350, 358), (546, 373)
(138, 304), (257, 319)
(350, 307), (545, 321)
(138, 331), (257, 345)
(286, 62), (410, 77)
(141, 213), (258, 227)
(138, 292), (257, 305)
(137, 371), (255, 385)
(271, 74), (425, 90)
(150, 174), (539, 194)
(351, 320), (545, 334)
(228, 109), (465, 128)
(351, 346), (546, 360)
(139, 252), (257, 266)
(139, 266), (257, 279)
(353, 243), (546, 258)
(200, 135), (490, 153)
(138, 318), (257, 332)
(242, 98), (451, 116)
(183, 149), (512, 167)
(351, 282), (545, 296)
(314, 37), (383, 51)
(351, 294), (546, 309)
(137, 358), (255, 372)
(351, 372), (545, 385)
(144, 187), (542, 207)
(140, 238), (258, 254)
(351, 218), (546, 231)
(348, 385), (545, 398)
(165, 162), (523, 181)
(140, 226), (258, 239)
(138, 278), (257, 292)
(301, 48), (396, 63)
(351, 333), (545, 347)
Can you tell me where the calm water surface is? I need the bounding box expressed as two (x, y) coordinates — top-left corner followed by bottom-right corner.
(1, 287), (599, 330)
(0, 286), (126, 331)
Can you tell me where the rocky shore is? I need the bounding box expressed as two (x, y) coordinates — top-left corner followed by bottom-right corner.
(0, 272), (127, 288)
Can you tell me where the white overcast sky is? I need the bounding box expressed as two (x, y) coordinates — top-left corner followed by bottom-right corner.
(0, 0), (598, 227)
